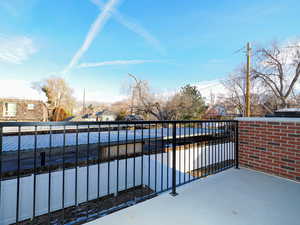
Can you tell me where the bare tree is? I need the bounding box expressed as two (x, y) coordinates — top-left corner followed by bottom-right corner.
(220, 67), (269, 115)
(32, 77), (76, 119)
(220, 73), (246, 115)
(128, 74), (178, 120)
(127, 74), (207, 120)
(252, 40), (300, 108)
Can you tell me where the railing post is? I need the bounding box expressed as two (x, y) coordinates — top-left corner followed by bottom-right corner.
(0, 126), (2, 203)
(170, 122), (178, 196)
(235, 121), (239, 169)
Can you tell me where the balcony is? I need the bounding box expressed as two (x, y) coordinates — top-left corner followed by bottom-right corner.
(0, 118), (299, 225)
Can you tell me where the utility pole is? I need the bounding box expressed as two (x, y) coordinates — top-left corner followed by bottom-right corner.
(245, 42), (251, 117)
(83, 88), (86, 114)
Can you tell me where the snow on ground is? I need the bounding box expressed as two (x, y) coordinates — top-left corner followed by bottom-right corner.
(1, 127), (226, 151)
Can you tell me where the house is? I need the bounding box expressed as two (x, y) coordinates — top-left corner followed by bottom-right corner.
(124, 114), (143, 121)
(203, 105), (227, 119)
(95, 110), (117, 121)
(0, 98), (48, 122)
(69, 110), (117, 121)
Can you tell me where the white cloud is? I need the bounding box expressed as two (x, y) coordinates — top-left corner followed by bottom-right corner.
(77, 59), (162, 68)
(0, 80), (46, 100)
(62, 0), (120, 75)
(194, 79), (228, 101)
(0, 35), (37, 64)
(0, 79), (125, 104)
(91, 0), (165, 55)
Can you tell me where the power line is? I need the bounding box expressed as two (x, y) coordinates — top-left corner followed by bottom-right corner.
(233, 46), (246, 55)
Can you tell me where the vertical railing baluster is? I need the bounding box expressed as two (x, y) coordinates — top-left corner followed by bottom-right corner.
(125, 125), (128, 190)
(197, 123), (205, 178)
(229, 122), (232, 167)
(167, 123), (170, 188)
(216, 121), (219, 173)
(204, 122), (207, 176)
(161, 123), (164, 192)
(154, 123), (157, 192)
(116, 123), (120, 195)
(225, 122), (228, 168)
(193, 123), (196, 180)
(170, 122), (177, 196)
(211, 121), (213, 174)
(107, 124), (110, 196)
(196, 122), (202, 178)
(0, 126), (2, 208)
(210, 122), (213, 174)
(217, 121), (220, 172)
(223, 122), (225, 169)
(228, 122), (231, 167)
(230, 122), (233, 167)
(97, 124), (101, 216)
(233, 121), (235, 167)
(231, 122), (234, 167)
(217, 121), (220, 171)
(215, 121), (218, 172)
(148, 122), (151, 189)
(141, 123), (144, 189)
(62, 126), (66, 223)
(133, 123), (136, 193)
(86, 125), (90, 219)
(32, 125), (37, 221)
(178, 123), (181, 185)
(208, 122), (211, 176)
(215, 122), (219, 172)
(211, 122), (213, 175)
(223, 122), (226, 169)
(16, 126), (21, 224)
(141, 123), (144, 190)
(48, 125), (52, 224)
(221, 121), (223, 169)
(74, 124), (79, 222)
(188, 123), (191, 182)
(183, 123), (186, 183)
(220, 122), (226, 170)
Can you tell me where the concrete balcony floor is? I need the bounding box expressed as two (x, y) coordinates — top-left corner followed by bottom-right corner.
(87, 168), (300, 225)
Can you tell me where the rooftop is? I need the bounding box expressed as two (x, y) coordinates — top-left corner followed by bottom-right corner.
(88, 168), (300, 225)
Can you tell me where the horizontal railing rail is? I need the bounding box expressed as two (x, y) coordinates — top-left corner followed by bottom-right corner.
(0, 120), (238, 225)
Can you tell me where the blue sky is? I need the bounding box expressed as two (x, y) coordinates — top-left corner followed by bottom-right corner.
(0, 0), (299, 102)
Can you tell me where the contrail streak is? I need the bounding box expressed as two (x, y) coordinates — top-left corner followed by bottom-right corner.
(77, 59), (161, 68)
(62, 0), (120, 75)
(91, 0), (166, 55)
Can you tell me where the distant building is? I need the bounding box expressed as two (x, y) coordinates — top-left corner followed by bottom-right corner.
(0, 98), (48, 122)
(124, 114), (143, 121)
(203, 105), (227, 119)
(70, 110), (117, 121)
(266, 108), (300, 118)
(96, 110), (117, 121)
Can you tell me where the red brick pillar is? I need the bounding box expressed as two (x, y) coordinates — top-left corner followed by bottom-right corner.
(236, 118), (300, 182)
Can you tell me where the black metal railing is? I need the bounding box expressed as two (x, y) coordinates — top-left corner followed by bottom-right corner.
(0, 120), (238, 225)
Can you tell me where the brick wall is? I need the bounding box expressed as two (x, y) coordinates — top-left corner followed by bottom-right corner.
(238, 118), (300, 182)
(0, 98), (47, 122)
